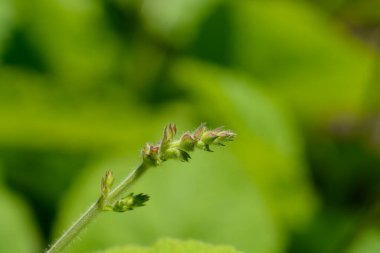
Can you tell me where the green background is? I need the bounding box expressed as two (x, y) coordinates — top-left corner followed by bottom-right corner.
(0, 0), (380, 252)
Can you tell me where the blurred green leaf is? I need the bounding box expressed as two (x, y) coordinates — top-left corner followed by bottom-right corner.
(0, 68), (184, 150)
(53, 147), (280, 253)
(9, 0), (119, 87)
(97, 238), (243, 253)
(0, 0), (13, 55)
(347, 228), (380, 253)
(230, 0), (375, 120)
(0, 186), (41, 253)
(337, 0), (380, 25)
(141, 0), (222, 47)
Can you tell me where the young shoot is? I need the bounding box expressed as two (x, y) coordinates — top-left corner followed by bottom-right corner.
(45, 123), (236, 253)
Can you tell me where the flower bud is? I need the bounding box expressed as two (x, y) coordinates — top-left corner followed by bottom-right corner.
(192, 123), (207, 141)
(161, 147), (191, 162)
(112, 193), (150, 212)
(179, 133), (196, 152)
(214, 130), (236, 146)
(142, 143), (160, 166)
(101, 170), (114, 196)
(160, 123), (177, 152)
(200, 131), (219, 145)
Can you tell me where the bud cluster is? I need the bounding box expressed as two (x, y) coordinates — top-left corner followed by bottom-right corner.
(142, 123), (236, 166)
(99, 123), (235, 213)
(99, 170), (150, 212)
(111, 193), (150, 212)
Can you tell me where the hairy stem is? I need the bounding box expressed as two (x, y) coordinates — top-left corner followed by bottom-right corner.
(45, 203), (100, 253)
(45, 163), (149, 253)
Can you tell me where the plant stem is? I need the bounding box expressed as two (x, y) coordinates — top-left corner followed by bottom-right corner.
(46, 163), (149, 253)
(46, 203), (100, 253)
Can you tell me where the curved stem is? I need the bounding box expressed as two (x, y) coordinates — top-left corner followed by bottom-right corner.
(45, 163), (150, 253)
(46, 203), (100, 253)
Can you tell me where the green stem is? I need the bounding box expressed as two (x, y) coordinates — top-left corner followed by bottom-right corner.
(45, 203), (100, 253)
(45, 163), (149, 253)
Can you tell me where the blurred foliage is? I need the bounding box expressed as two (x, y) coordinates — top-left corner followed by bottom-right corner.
(96, 238), (243, 253)
(0, 0), (379, 252)
(0, 186), (41, 253)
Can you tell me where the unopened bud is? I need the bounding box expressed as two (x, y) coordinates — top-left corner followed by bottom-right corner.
(192, 123), (207, 140)
(101, 170), (114, 196)
(200, 131), (219, 145)
(160, 123), (177, 152)
(214, 130), (236, 145)
(142, 143), (160, 166)
(112, 193), (150, 212)
(161, 147), (191, 162)
(179, 133), (196, 152)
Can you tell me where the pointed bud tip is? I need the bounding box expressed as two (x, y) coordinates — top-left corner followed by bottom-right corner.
(101, 170), (114, 196)
(142, 143), (160, 166)
(192, 123), (207, 140)
(170, 123), (177, 135)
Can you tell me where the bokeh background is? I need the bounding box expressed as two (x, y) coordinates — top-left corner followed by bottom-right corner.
(1, 0), (380, 252)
